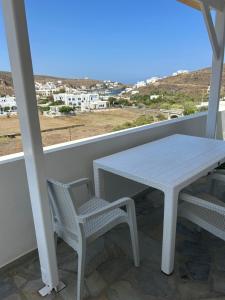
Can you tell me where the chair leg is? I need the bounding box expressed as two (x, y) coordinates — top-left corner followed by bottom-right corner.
(128, 218), (140, 267)
(210, 179), (217, 195)
(196, 225), (202, 233)
(77, 242), (86, 300)
(54, 232), (58, 250)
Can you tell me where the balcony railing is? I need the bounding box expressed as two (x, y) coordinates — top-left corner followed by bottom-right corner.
(0, 111), (224, 269)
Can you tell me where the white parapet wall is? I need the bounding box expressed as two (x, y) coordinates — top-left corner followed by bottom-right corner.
(0, 111), (224, 269)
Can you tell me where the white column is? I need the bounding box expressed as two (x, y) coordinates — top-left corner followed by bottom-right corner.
(1, 0), (59, 294)
(206, 9), (225, 138)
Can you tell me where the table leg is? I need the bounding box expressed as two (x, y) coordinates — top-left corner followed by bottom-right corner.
(93, 164), (105, 198)
(161, 188), (179, 275)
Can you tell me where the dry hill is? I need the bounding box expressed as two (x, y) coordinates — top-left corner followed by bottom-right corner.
(0, 71), (102, 96)
(135, 66), (225, 100)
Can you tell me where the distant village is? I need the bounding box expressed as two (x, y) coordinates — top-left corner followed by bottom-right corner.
(122, 70), (190, 96)
(0, 69), (210, 118)
(0, 78), (123, 117)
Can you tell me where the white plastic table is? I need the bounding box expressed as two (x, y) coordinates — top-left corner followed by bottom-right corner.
(93, 134), (225, 274)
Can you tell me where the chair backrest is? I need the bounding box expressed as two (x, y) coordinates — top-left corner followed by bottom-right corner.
(47, 179), (81, 237)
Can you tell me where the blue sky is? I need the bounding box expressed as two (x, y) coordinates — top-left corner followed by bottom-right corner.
(0, 0), (213, 83)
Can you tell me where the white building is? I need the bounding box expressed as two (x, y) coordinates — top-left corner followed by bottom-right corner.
(96, 83), (104, 89)
(125, 87), (133, 93)
(146, 77), (160, 85)
(81, 100), (108, 112)
(0, 95), (17, 115)
(65, 87), (79, 94)
(131, 90), (140, 95)
(150, 94), (160, 100)
(135, 81), (147, 88)
(36, 81), (57, 97)
(172, 70), (189, 76)
(46, 105), (75, 117)
(53, 93), (100, 107)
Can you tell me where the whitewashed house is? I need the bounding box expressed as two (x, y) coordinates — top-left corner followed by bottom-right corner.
(0, 95), (17, 115)
(81, 100), (108, 112)
(36, 82), (57, 97)
(131, 90), (140, 95)
(146, 77), (160, 85)
(96, 83), (104, 89)
(135, 81), (147, 88)
(46, 105), (75, 117)
(65, 87), (79, 94)
(150, 94), (161, 100)
(125, 87), (133, 93)
(53, 93), (100, 107)
(172, 70), (189, 76)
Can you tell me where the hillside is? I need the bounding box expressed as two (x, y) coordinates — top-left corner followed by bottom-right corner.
(134, 66), (225, 100)
(0, 71), (103, 96)
(2, 66), (225, 99)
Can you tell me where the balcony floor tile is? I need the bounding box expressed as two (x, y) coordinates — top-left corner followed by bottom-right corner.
(1, 189), (225, 299)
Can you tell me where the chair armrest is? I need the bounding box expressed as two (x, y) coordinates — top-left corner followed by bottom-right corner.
(208, 172), (225, 183)
(215, 168), (225, 175)
(78, 197), (134, 223)
(180, 192), (225, 215)
(64, 178), (90, 189)
(47, 177), (89, 189)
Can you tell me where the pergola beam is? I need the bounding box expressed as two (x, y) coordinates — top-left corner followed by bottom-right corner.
(1, 0), (62, 295)
(177, 0), (225, 11)
(177, 0), (201, 10)
(178, 0), (225, 138)
(199, 0), (225, 12)
(201, 1), (220, 58)
(206, 10), (225, 138)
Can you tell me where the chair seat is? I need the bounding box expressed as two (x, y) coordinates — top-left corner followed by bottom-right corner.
(179, 193), (225, 240)
(79, 197), (127, 239)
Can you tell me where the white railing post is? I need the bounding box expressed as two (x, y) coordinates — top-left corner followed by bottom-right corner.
(1, 0), (61, 295)
(206, 8), (225, 138)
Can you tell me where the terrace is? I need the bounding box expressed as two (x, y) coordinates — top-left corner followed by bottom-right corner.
(2, 185), (225, 300)
(1, 113), (225, 300)
(1, 0), (225, 300)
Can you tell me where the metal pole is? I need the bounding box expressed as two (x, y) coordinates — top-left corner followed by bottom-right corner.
(1, 0), (61, 295)
(206, 9), (225, 138)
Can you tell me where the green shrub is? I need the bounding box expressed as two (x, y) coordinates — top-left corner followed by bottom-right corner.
(51, 100), (64, 106)
(53, 88), (65, 94)
(38, 99), (49, 105)
(156, 113), (167, 121)
(183, 103), (197, 115)
(4, 106), (10, 112)
(38, 106), (50, 113)
(113, 115), (155, 131)
(59, 106), (74, 113)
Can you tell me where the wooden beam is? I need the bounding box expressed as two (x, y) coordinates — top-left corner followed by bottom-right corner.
(177, 0), (201, 10)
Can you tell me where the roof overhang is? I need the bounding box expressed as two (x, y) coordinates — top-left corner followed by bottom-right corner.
(177, 0), (225, 11)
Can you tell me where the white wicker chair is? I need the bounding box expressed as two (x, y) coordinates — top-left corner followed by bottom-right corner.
(178, 172), (225, 241)
(47, 178), (140, 300)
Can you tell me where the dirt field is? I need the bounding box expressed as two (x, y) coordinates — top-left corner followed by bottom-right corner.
(0, 109), (144, 156)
